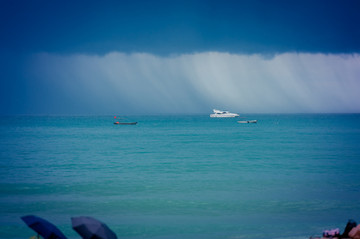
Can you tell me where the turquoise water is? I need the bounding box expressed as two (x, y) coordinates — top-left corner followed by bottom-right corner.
(1, 114), (360, 239)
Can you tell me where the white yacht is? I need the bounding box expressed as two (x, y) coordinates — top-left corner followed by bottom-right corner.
(210, 109), (239, 118)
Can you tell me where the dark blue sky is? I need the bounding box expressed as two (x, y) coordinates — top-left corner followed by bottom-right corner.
(1, 0), (360, 114)
(1, 0), (360, 55)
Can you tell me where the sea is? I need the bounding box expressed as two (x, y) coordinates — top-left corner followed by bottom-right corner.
(1, 114), (360, 239)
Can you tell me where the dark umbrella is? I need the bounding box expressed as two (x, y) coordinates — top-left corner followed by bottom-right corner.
(71, 216), (117, 239)
(21, 215), (67, 239)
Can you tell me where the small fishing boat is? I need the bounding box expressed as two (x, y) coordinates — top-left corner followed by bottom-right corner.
(114, 122), (137, 125)
(238, 120), (257, 124)
(113, 116), (137, 125)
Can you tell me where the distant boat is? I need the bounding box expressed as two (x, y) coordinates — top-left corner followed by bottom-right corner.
(113, 116), (137, 125)
(210, 109), (239, 118)
(114, 122), (137, 125)
(237, 120), (257, 124)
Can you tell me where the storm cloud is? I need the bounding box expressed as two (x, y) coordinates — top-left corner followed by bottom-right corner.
(26, 52), (360, 114)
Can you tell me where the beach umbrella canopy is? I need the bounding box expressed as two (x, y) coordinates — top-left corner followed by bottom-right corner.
(71, 216), (117, 239)
(21, 215), (67, 239)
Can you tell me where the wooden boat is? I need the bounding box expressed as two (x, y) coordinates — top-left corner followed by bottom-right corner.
(114, 122), (137, 125)
(113, 116), (137, 125)
(237, 120), (257, 124)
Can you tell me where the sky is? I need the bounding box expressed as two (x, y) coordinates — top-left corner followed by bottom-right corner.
(1, 0), (360, 114)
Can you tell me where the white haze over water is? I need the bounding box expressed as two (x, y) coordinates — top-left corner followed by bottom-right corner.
(29, 52), (360, 114)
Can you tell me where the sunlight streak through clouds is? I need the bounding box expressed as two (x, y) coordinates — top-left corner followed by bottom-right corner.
(29, 52), (360, 114)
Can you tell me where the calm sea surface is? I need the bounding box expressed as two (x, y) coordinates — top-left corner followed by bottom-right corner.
(1, 114), (360, 239)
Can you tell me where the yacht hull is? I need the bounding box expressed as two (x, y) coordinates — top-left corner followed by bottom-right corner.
(210, 114), (238, 118)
